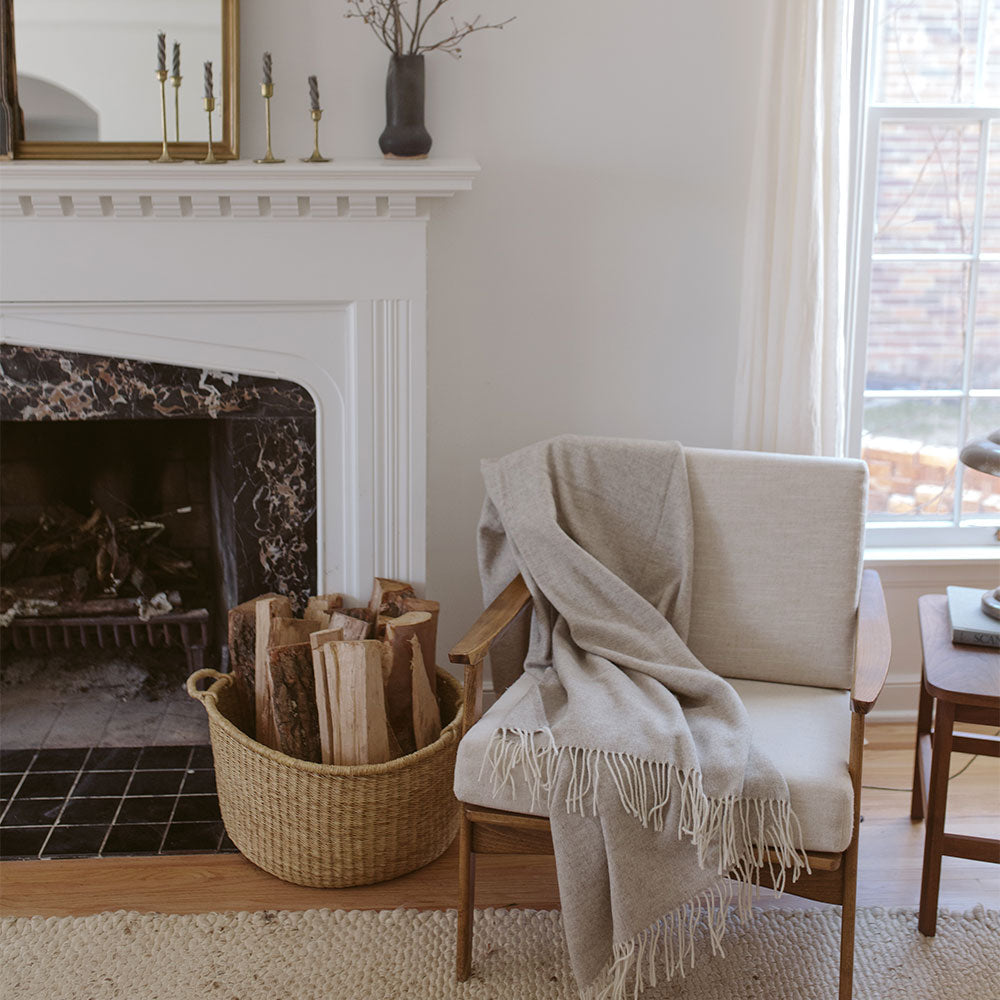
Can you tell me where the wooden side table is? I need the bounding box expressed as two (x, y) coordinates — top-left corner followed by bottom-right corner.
(910, 594), (999, 936)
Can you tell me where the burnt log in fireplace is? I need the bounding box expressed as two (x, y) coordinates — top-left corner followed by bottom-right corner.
(0, 344), (318, 667)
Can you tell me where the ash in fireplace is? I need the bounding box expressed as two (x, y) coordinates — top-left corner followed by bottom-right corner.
(0, 646), (209, 749)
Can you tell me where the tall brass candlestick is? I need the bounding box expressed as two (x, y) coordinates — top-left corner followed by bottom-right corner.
(201, 97), (220, 163)
(152, 69), (181, 163)
(254, 83), (284, 163)
(170, 74), (182, 141)
(301, 108), (330, 163)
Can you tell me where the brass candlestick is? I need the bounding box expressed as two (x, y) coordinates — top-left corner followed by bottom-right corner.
(254, 83), (284, 163)
(201, 97), (220, 163)
(170, 74), (182, 141)
(301, 108), (330, 163)
(152, 70), (181, 163)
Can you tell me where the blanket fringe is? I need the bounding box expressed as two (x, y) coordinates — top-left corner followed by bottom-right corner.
(481, 726), (808, 886)
(483, 726), (811, 1000)
(580, 879), (744, 1000)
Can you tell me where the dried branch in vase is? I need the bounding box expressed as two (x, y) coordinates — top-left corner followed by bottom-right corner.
(345, 0), (514, 58)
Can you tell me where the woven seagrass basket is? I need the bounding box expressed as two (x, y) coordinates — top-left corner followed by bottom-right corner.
(186, 666), (463, 887)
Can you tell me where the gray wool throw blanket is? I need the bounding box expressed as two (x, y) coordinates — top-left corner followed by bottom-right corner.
(476, 436), (807, 1000)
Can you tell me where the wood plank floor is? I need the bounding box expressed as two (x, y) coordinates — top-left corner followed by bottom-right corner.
(2, 723), (997, 918)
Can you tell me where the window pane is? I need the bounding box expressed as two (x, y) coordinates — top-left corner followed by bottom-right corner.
(985, 1), (1000, 103)
(983, 124), (1000, 252)
(874, 122), (980, 252)
(875, 0), (981, 105)
(863, 397), (961, 516)
(963, 396), (1000, 518)
(866, 262), (969, 389)
(972, 262), (1000, 388)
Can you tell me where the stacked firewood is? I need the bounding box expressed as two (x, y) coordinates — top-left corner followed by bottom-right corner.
(228, 578), (442, 765)
(0, 504), (196, 626)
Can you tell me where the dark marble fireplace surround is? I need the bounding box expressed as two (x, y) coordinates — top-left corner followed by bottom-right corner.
(0, 345), (318, 859)
(1, 344), (318, 615)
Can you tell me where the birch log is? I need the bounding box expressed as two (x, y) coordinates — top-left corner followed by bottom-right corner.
(254, 595), (293, 749)
(268, 641), (322, 762)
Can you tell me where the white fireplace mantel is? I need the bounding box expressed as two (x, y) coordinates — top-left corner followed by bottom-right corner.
(0, 159), (480, 219)
(0, 159), (479, 603)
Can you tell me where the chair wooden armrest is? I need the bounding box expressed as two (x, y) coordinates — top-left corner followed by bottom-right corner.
(449, 574), (531, 735)
(851, 569), (892, 715)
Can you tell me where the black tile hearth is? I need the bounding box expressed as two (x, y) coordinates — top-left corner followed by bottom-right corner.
(0, 744), (238, 861)
(88, 747), (141, 771)
(162, 821), (226, 853)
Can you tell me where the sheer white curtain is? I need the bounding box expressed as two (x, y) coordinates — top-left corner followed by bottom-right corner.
(733, 0), (854, 457)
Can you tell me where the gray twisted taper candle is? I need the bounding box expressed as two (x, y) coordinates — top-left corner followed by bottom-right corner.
(157, 31), (166, 72)
(263, 51), (273, 86)
(308, 75), (320, 111)
(172, 42), (181, 78)
(204, 61), (214, 99)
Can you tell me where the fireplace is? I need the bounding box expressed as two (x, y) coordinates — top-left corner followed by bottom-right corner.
(0, 159), (475, 858)
(1, 343), (318, 751)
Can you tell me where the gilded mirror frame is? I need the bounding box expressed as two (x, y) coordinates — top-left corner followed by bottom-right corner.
(1, 0), (238, 160)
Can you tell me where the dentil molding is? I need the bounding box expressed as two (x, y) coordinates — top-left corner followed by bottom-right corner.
(0, 159), (480, 220)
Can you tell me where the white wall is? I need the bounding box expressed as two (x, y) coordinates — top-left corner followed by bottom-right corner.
(241, 0), (768, 663)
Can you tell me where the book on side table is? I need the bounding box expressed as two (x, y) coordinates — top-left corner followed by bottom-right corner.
(946, 586), (1000, 649)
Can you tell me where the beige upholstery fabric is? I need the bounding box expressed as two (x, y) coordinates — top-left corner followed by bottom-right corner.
(684, 447), (867, 690)
(456, 674), (854, 854)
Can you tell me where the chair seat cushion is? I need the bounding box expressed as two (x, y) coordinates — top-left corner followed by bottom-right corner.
(454, 674), (855, 854)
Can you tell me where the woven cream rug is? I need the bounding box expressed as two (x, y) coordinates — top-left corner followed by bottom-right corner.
(2, 906), (997, 1000)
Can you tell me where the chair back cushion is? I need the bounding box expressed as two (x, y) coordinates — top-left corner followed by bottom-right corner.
(684, 447), (867, 690)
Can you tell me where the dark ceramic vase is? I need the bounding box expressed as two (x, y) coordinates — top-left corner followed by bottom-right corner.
(379, 54), (432, 159)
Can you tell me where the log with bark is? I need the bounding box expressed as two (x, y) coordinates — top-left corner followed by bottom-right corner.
(380, 610), (436, 754)
(227, 592), (278, 737)
(268, 641), (322, 762)
(254, 595), (293, 749)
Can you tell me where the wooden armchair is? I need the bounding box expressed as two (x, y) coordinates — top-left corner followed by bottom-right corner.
(448, 447), (892, 1000)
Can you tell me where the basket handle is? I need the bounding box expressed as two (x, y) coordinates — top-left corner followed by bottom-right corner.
(186, 668), (232, 702)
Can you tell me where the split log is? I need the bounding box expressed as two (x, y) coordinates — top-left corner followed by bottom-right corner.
(304, 593), (344, 623)
(397, 597), (439, 678)
(381, 610), (436, 754)
(227, 592), (278, 737)
(254, 595), (293, 749)
(269, 615), (324, 647)
(409, 637), (441, 749)
(268, 641), (322, 762)
(329, 607), (375, 640)
(309, 627), (345, 764)
(331, 640), (392, 766)
(368, 577), (416, 616)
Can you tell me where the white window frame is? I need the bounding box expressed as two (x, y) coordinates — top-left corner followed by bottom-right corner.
(845, 0), (1000, 549)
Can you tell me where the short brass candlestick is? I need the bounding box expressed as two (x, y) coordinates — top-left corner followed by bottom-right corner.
(152, 70), (181, 163)
(169, 74), (182, 141)
(201, 97), (221, 164)
(254, 83), (284, 163)
(301, 108), (330, 163)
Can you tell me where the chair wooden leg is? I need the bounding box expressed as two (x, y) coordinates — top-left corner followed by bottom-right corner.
(456, 810), (475, 981)
(838, 845), (858, 1000)
(919, 699), (954, 937)
(910, 664), (933, 821)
